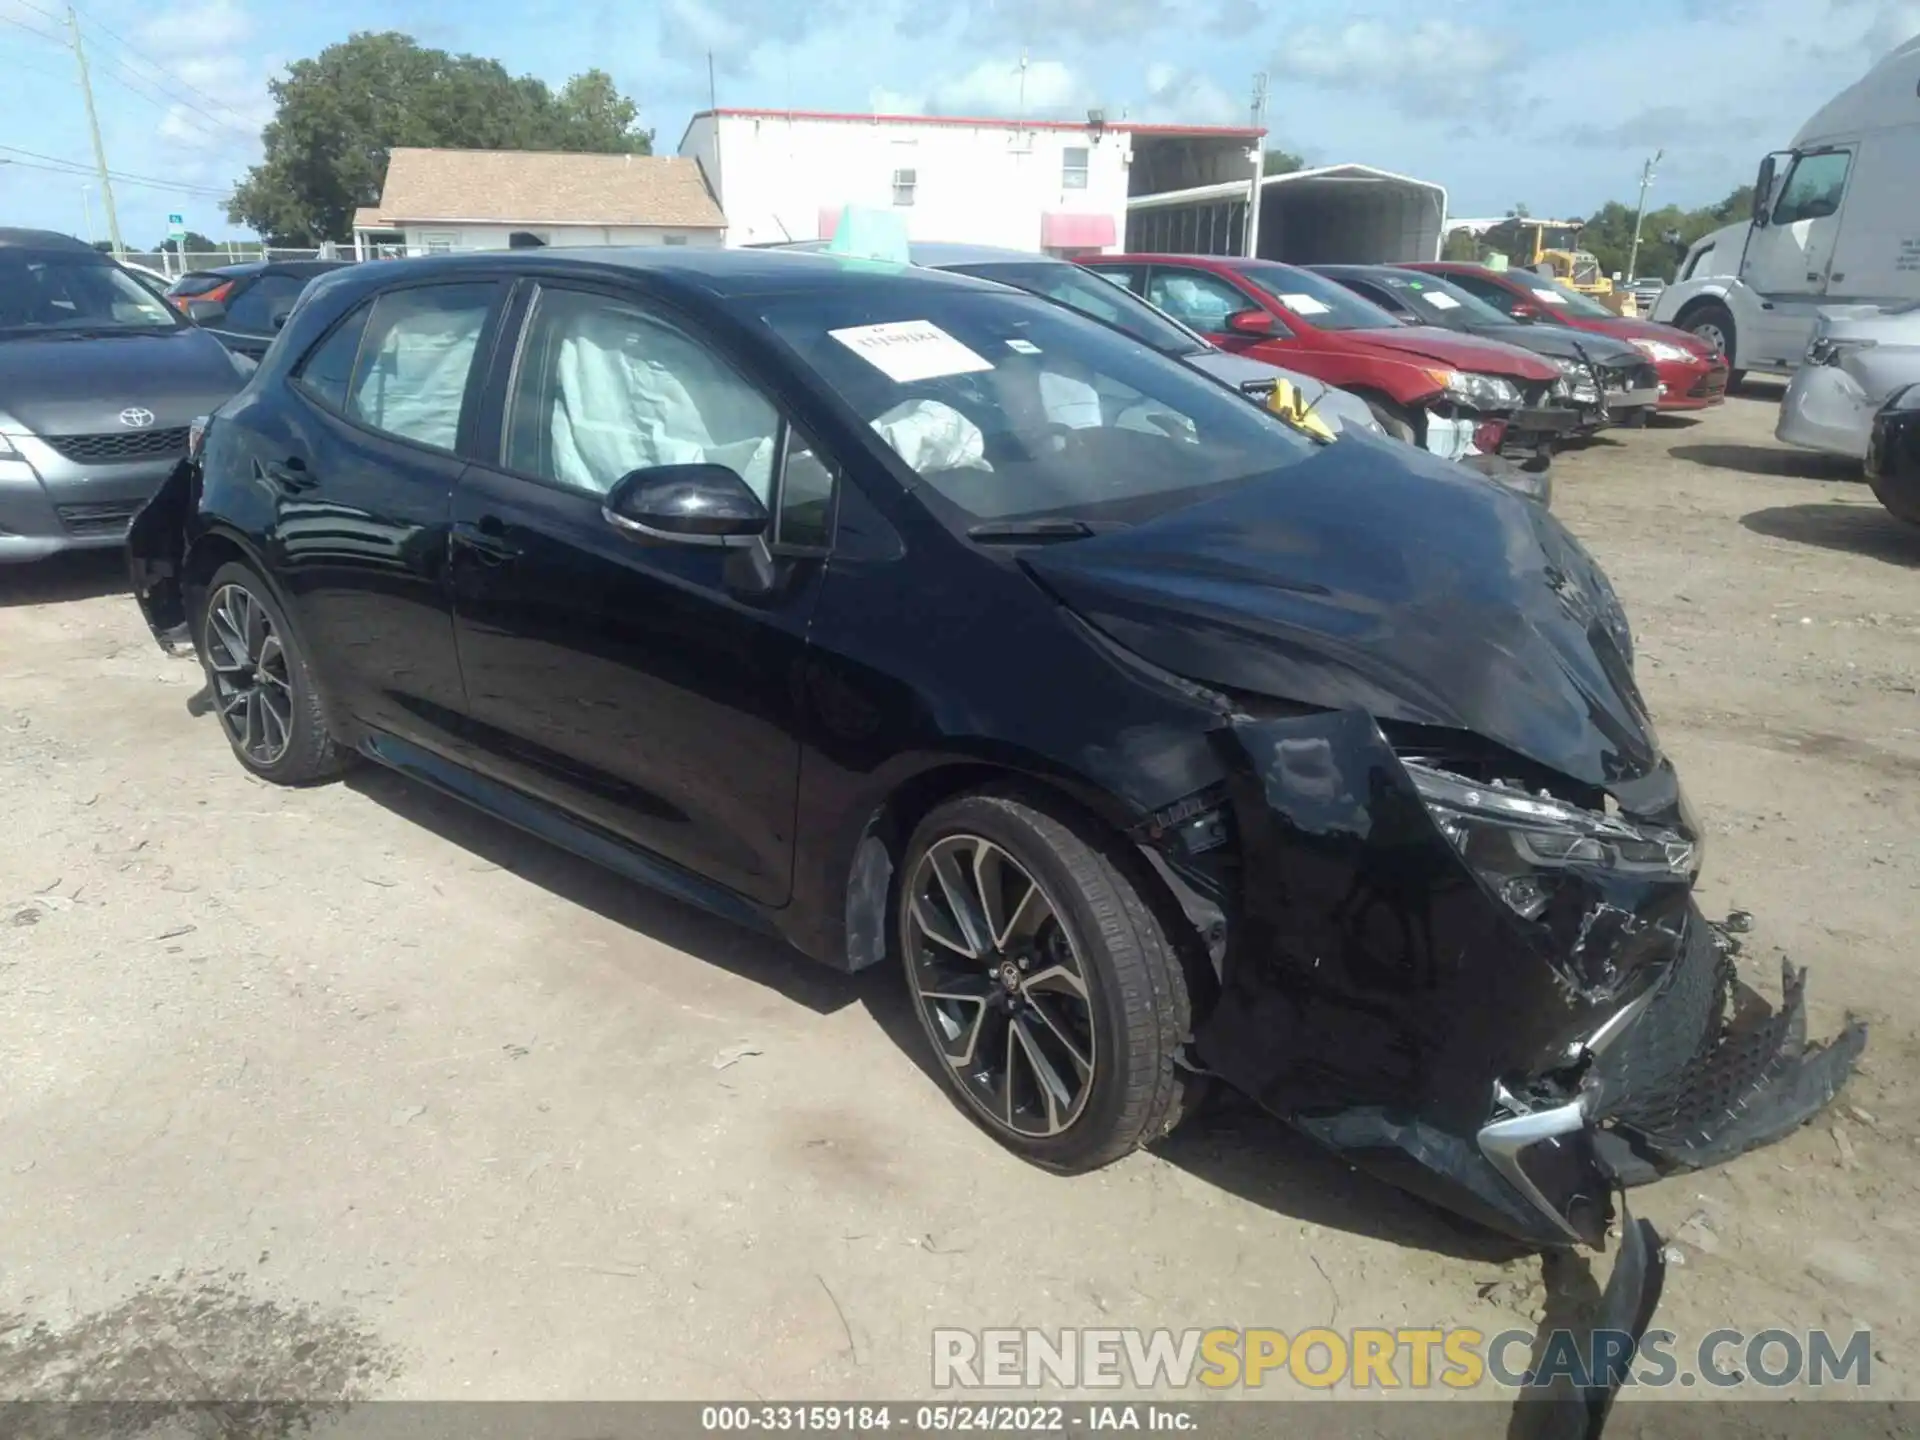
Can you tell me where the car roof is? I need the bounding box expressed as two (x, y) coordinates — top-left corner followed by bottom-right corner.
(0, 228), (103, 255)
(761, 239), (1061, 269)
(315, 246), (1001, 308)
(190, 259), (348, 280)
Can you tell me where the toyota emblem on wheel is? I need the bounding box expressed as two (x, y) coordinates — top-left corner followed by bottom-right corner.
(118, 407), (156, 428)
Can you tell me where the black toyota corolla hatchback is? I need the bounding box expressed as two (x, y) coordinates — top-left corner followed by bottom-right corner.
(126, 248), (1859, 1256)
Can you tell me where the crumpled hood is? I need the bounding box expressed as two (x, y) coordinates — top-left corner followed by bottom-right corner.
(1466, 322), (1644, 368)
(0, 326), (243, 435)
(1023, 435), (1662, 790)
(1351, 325), (1560, 382)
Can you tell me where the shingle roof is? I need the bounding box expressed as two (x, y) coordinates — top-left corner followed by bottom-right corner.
(374, 148), (726, 229)
(352, 206), (394, 231)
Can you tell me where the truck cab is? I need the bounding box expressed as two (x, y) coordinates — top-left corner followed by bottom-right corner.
(1653, 37), (1920, 380)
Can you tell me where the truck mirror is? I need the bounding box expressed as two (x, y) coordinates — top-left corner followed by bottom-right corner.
(1752, 155), (1777, 227)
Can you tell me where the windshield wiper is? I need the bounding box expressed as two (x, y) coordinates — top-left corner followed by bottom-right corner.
(966, 517), (1099, 544)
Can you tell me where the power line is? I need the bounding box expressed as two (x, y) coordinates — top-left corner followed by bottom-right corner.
(0, 11), (64, 44)
(84, 46), (254, 145)
(0, 144), (232, 197)
(0, 153), (230, 199)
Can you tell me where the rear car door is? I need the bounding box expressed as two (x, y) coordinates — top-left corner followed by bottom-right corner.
(448, 280), (834, 906)
(213, 272), (311, 358)
(271, 278), (506, 756)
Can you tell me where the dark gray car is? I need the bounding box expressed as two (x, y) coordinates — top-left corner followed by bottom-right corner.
(0, 229), (250, 562)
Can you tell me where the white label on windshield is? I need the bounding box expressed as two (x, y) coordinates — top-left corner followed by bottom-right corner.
(1425, 292), (1461, 309)
(1277, 293), (1331, 315)
(1005, 338), (1042, 354)
(1531, 289), (1570, 305)
(829, 320), (995, 383)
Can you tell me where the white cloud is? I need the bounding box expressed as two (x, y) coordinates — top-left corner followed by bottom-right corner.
(137, 0), (252, 53)
(1134, 63), (1242, 126)
(926, 57), (1094, 116)
(1269, 17), (1524, 117)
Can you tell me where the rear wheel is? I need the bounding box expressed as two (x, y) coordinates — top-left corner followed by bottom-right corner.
(898, 792), (1196, 1172)
(197, 561), (348, 785)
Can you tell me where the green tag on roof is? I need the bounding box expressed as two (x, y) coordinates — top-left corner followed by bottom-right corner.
(825, 206), (910, 269)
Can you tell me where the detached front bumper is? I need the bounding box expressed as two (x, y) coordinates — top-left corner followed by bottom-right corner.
(1190, 710), (1864, 1251)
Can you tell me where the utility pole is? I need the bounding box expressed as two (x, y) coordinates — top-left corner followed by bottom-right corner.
(1245, 71), (1268, 259)
(67, 5), (124, 259)
(1626, 147), (1663, 283)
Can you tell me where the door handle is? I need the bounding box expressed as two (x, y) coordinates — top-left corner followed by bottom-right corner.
(454, 517), (521, 566)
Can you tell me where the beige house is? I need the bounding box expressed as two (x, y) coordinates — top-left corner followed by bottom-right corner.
(351, 147), (727, 258)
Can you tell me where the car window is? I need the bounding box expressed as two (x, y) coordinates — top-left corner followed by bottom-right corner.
(950, 261), (1204, 357)
(225, 274), (310, 334)
(167, 273), (228, 299)
(294, 302), (373, 411)
(0, 251), (179, 336)
(779, 429), (837, 547)
(761, 285), (1315, 527)
(1236, 264), (1401, 331)
(1086, 265), (1144, 294)
(504, 286), (780, 503)
(343, 283), (495, 451)
(1441, 270), (1527, 316)
(1143, 268), (1251, 332)
(1773, 150), (1850, 225)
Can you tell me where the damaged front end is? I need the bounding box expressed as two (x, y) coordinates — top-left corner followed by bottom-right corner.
(1021, 440), (1863, 1252)
(1174, 710), (1865, 1251)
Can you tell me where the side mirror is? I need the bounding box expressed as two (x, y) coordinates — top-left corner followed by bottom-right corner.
(1224, 308), (1276, 337)
(270, 307), (293, 332)
(1752, 155), (1777, 227)
(184, 299), (227, 325)
(602, 463), (768, 547)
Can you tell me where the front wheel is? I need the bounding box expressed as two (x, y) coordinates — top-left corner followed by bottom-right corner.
(1680, 301), (1737, 376)
(197, 561), (349, 785)
(898, 792), (1196, 1172)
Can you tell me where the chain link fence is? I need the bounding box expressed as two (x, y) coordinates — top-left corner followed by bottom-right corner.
(118, 245), (349, 278)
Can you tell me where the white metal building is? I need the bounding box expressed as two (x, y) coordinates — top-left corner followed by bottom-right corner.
(351, 148), (728, 258)
(676, 108), (1265, 255)
(1126, 164), (1450, 264)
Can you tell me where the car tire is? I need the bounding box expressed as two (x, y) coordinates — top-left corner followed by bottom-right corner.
(1678, 301), (1737, 380)
(1868, 471), (1920, 527)
(898, 791), (1196, 1173)
(196, 561), (349, 785)
(1365, 399), (1420, 446)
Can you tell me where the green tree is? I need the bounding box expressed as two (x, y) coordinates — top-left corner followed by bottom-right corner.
(1262, 147), (1304, 175)
(1575, 184), (1758, 281)
(228, 32), (653, 245)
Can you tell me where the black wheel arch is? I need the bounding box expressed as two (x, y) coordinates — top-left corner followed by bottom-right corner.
(828, 757), (1222, 1018)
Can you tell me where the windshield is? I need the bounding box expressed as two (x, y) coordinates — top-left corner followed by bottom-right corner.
(1509, 274), (1615, 319)
(948, 261), (1208, 358)
(1349, 270), (1512, 329)
(1236, 264), (1401, 332)
(761, 286), (1315, 527)
(0, 251), (181, 337)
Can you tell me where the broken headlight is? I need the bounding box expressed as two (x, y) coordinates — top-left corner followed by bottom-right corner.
(1404, 761), (1699, 921)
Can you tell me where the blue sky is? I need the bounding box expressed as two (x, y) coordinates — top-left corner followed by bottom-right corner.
(2, 0), (1916, 246)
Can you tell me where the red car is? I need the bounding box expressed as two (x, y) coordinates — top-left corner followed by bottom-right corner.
(1079, 254), (1577, 466)
(1400, 263), (1729, 411)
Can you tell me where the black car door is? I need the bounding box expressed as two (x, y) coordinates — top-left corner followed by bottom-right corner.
(448, 279), (835, 906)
(270, 278), (507, 756)
(210, 272), (312, 359)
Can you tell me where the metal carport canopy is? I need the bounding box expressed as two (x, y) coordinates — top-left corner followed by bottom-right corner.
(1127, 163), (1450, 264)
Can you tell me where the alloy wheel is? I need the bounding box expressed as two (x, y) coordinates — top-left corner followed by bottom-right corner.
(204, 583), (295, 767)
(1692, 320), (1729, 357)
(905, 834), (1096, 1138)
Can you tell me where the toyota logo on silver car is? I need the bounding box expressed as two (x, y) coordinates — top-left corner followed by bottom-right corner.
(118, 407), (155, 429)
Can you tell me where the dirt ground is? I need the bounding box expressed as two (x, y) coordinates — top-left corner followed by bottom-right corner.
(2, 385), (1917, 1410)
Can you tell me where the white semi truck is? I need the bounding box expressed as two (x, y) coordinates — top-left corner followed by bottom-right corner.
(1651, 36), (1920, 383)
